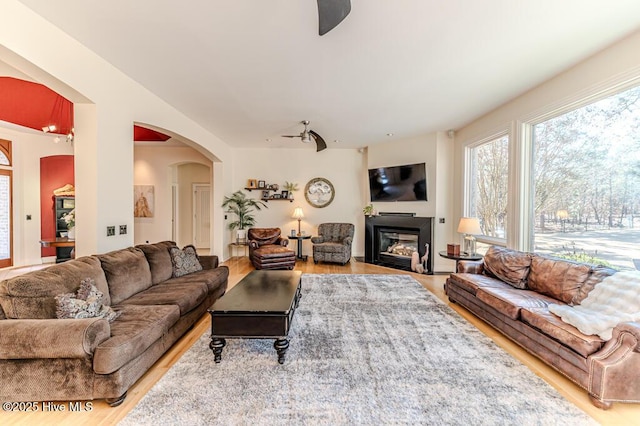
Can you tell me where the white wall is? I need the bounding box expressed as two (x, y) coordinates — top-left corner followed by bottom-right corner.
(0, 126), (73, 266)
(1, 1), (233, 260)
(230, 148), (366, 260)
(453, 29), (640, 251)
(367, 132), (456, 272)
(133, 145), (212, 247)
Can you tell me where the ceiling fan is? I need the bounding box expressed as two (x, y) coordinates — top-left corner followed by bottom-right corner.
(317, 0), (351, 35)
(282, 120), (328, 152)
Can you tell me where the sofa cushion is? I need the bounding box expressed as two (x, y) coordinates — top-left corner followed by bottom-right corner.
(98, 247), (153, 305)
(476, 286), (558, 320)
(483, 246), (531, 289)
(252, 245), (295, 260)
(93, 304), (180, 374)
(136, 241), (176, 285)
(170, 245), (203, 278)
(571, 266), (617, 306)
(0, 256), (109, 319)
(163, 266), (229, 294)
(248, 228), (283, 246)
(312, 242), (345, 254)
(448, 273), (511, 296)
(117, 281), (209, 315)
(528, 255), (592, 304)
(521, 307), (605, 357)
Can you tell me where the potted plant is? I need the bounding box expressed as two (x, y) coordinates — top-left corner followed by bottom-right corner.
(284, 181), (298, 199)
(363, 204), (374, 216)
(222, 190), (267, 242)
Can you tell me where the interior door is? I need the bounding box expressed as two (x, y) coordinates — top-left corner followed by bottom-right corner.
(171, 184), (177, 242)
(193, 184), (210, 249)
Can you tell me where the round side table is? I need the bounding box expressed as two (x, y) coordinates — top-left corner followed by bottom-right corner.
(438, 250), (482, 271)
(288, 235), (311, 260)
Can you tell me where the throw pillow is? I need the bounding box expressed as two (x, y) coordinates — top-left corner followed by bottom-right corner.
(56, 278), (119, 322)
(483, 246), (532, 289)
(170, 245), (203, 278)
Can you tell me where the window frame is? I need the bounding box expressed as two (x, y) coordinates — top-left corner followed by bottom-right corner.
(522, 77), (640, 252)
(463, 130), (511, 248)
(0, 139), (13, 268)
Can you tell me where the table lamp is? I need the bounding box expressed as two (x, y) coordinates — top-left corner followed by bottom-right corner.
(457, 217), (482, 255)
(292, 207), (304, 236)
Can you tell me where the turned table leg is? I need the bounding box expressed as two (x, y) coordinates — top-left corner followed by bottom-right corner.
(210, 337), (226, 363)
(274, 338), (290, 364)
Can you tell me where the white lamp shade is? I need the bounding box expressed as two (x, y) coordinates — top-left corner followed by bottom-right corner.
(292, 207), (304, 220)
(457, 217), (481, 235)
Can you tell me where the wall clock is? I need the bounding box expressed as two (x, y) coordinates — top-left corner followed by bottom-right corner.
(304, 177), (335, 208)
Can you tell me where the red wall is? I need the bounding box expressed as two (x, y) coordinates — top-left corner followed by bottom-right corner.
(40, 155), (74, 257)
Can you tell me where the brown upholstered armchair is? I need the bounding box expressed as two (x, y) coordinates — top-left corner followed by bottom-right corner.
(311, 223), (354, 265)
(247, 228), (296, 270)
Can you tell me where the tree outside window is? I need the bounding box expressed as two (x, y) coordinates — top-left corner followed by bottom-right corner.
(532, 85), (640, 270)
(468, 135), (509, 240)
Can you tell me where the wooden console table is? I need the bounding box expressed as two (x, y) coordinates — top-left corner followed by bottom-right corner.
(40, 238), (75, 262)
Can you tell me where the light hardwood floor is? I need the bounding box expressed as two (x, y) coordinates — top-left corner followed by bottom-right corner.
(1, 257), (639, 425)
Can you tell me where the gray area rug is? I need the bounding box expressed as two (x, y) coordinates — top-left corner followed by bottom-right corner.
(121, 274), (596, 425)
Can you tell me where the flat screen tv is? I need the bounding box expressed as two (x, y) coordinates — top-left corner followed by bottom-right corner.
(368, 163), (427, 202)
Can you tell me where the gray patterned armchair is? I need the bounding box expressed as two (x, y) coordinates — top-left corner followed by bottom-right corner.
(311, 223), (354, 265)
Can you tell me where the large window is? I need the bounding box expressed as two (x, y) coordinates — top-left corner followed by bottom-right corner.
(467, 134), (509, 242)
(532, 85), (640, 270)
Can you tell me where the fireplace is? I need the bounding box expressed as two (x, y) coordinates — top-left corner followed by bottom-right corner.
(365, 215), (434, 273)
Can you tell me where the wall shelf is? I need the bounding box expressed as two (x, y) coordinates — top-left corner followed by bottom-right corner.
(262, 197), (294, 203)
(245, 180), (294, 202)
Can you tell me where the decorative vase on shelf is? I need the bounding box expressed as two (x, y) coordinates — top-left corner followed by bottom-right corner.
(67, 227), (76, 239)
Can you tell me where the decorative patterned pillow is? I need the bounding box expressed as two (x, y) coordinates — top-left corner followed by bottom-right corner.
(170, 245), (203, 278)
(55, 278), (119, 322)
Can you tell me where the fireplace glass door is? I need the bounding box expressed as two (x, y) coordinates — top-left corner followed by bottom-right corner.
(378, 230), (419, 268)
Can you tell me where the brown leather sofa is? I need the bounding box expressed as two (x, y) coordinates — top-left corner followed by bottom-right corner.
(0, 241), (228, 406)
(445, 246), (640, 409)
(248, 228), (296, 270)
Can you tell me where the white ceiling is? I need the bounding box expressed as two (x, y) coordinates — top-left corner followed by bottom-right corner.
(16, 0), (640, 149)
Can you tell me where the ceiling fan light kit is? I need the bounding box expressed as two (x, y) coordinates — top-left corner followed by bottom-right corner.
(282, 120), (328, 152)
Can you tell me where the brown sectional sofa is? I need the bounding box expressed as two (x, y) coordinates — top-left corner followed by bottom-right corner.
(445, 246), (640, 409)
(0, 241), (228, 406)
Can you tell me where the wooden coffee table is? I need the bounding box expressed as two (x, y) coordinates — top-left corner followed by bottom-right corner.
(208, 270), (302, 364)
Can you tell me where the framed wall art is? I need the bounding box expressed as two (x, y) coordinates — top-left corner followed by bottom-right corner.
(134, 185), (154, 217)
(304, 177), (335, 208)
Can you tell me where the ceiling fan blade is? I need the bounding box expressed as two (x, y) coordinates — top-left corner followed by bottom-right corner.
(281, 135), (300, 138)
(317, 0), (351, 36)
(309, 130), (327, 152)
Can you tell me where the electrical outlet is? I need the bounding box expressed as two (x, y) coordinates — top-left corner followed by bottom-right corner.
(119, 225), (127, 235)
(439, 218), (445, 224)
(107, 226), (115, 236)
(26, 214), (32, 220)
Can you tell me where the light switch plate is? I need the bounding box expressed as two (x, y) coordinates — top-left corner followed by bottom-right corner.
(107, 226), (115, 236)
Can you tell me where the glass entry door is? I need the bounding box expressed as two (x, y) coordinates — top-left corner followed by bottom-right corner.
(0, 169), (12, 268)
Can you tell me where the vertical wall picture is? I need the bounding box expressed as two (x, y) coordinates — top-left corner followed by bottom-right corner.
(134, 185), (154, 217)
